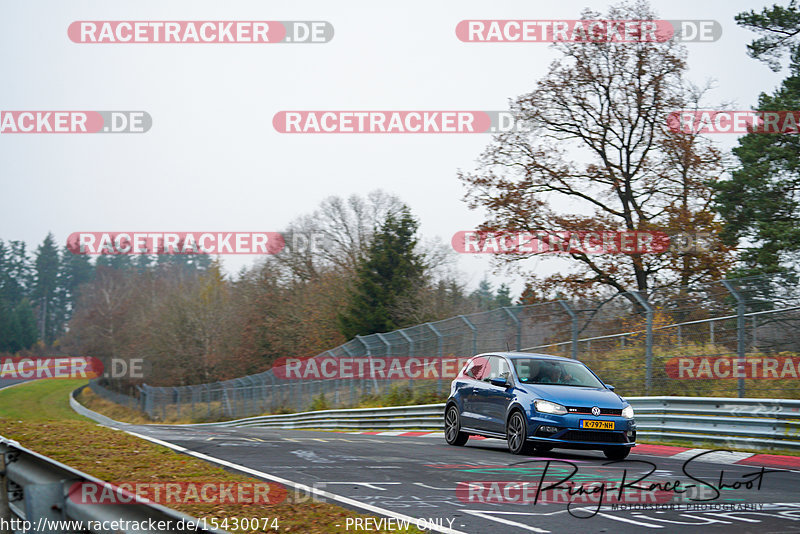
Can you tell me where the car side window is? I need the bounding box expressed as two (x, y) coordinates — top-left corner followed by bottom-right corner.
(462, 356), (488, 381)
(483, 356), (512, 383)
(498, 358), (511, 381)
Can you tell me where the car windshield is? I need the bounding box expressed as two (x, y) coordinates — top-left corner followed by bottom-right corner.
(513, 358), (605, 388)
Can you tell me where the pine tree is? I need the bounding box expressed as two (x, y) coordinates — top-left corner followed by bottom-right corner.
(15, 298), (38, 350)
(495, 283), (513, 308)
(715, 6), (800, 279)
(471, 278), (494, 311)
(33, 233), (61, 345)
(58, 245), (95, 326)
(337, 206), (425, 338)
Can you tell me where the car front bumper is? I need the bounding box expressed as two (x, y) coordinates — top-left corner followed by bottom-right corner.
(526, 412), (636, 448)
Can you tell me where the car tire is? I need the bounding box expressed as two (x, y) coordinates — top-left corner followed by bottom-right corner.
(603, 446), (631, 461)
(506, 411), (532, 455)
(444, 405), (469, 446)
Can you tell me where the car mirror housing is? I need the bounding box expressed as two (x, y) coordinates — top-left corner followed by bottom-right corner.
(605, 384), (616, 391)
(490, 377), (509, 387)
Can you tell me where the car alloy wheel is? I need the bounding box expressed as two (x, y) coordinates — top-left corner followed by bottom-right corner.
(507, 411), (529, 455)
(445, 405), (469, 446)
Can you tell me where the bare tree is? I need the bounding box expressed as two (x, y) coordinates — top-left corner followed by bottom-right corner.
(459, 0), (733, 299)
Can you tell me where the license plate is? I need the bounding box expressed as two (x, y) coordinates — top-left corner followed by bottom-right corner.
(580, 420), (614, 430)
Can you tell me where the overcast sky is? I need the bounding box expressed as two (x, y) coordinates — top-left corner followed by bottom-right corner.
(0, 0), (788, 296)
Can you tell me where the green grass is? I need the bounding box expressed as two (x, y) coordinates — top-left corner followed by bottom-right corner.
(0, 378), (88, 420)
(0, 380), (424, 533)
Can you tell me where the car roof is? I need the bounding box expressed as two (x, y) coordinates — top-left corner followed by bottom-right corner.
(473, 352), (575, 362)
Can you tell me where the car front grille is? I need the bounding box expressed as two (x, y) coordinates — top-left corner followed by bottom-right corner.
(561, 430), (627, 443)
(566, 407), (623, 416)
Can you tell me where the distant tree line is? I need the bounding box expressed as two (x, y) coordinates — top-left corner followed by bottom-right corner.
(0, 192), (516, 390)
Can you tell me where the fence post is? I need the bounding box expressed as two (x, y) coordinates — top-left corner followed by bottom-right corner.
(355, 336), (378, 396)
(631, 292), (654, 395)
(173, 387), (180, 418)
(265, 372), (276, 412)
(503, 308), (521, 351)
(722, 280), (746, 398)
(558, 301), (578, 360)
(342, 345), (357, 405)
(137, 384), (147, 415)
(427, 323), (444, 395)
(376, 333), (392, 397)
(324, 351), (338, 407)
(459, 315), (477, 356)
(398, 329), (414, 390)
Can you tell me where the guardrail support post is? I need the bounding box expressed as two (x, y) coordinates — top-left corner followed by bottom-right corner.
(558, 301), (579, 360)
(503, 308), (521, 351)
(631, 292), (654, 395)
(722, 280), (746, 398)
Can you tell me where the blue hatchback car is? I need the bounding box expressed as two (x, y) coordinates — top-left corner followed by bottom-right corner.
(444, 352), (636, 459)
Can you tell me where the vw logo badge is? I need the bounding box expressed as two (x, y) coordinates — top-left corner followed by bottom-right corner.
(591, 406), (601, 416)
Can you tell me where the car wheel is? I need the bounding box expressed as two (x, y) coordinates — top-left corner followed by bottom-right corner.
(444, 405), (469, 446)
(603, 446), (631, 461)
(506, 411), (531, 455)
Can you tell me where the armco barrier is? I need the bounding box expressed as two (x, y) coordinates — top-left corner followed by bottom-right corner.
(181, 396), (800, 451)
(0, 436), (227, 534)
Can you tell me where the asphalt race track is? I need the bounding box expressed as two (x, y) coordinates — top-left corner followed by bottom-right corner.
(112, 423), (800, 534)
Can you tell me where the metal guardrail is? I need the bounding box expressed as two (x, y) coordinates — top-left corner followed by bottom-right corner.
(0, 436), (226, 534)
(189, 397), (800, 450)
(109, 273), (800, 419)
(191, 403), (446, 431)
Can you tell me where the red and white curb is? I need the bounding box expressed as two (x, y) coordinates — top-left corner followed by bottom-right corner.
(344, 431), (800, 469)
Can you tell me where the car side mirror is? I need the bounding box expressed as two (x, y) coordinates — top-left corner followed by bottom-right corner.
(605, 384), (616, 391)
(490, 377), (509, 388)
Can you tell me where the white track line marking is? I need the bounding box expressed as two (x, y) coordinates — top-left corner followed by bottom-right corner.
(123, 430), (466, 534)
(458, 510), (550, 532)
(670, 449), (754, 463)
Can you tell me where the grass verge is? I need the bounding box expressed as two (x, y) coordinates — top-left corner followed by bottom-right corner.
(0, 380), (423, 533)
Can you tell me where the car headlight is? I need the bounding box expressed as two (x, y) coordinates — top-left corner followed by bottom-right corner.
(622, 405), (634, 419)
(534, 400), (567, 415)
